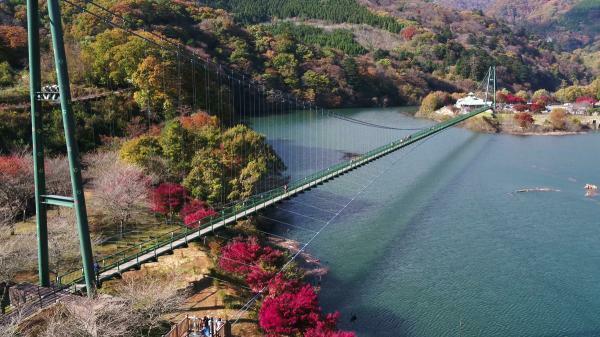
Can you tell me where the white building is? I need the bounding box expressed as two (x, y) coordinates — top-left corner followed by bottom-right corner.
(455, 93), (492, 114)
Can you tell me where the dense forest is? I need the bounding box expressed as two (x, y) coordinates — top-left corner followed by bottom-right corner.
(0, 0), (598, 154)
(202, 0), (405, 32)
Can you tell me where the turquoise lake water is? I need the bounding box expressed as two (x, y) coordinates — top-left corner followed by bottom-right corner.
(251, 107), (600, 337)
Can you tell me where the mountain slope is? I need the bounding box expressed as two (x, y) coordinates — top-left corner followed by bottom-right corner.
(433, 0), (599, 51)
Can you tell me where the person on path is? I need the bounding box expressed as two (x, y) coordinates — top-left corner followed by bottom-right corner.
(93, 260), (101, 283)
(216, 318), (224, 333)
(208, 317), (214, 336)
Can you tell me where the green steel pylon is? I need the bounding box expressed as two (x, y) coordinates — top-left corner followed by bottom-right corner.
(27, 0), (96, 296)
(484, 65), (497, 112)
(27, 0), (48, 288)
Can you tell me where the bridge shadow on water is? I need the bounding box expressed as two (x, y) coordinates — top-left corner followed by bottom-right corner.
(268, 138), (370, 178)
(312, 132), (492, 335)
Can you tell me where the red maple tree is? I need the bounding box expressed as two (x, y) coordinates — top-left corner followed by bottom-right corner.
(514, 112), (535, 129)
(218, 236), (283, 276)
(305, 313), (356, 337)
(259, 284), (322, 335)
(267, 274), (302, 297)
(246, 265), (276, 292)
(180, 199), (217, 227)
(513, 104), (528, 112)
(150, 183), (188, 215)
(506, 93), (526, 104)
(576, 96), (597, 105)
(529, 102), (545, 113)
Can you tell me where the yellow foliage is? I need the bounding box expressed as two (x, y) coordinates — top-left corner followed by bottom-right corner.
(120, 135), (162, 166)
(549, 108), (567, 130)
(419, 91), (449, 115)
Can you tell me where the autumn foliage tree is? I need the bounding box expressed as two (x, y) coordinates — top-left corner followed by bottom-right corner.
(179, 199), (217, 227)
(400, 26), (417, 41)
(575, 96), (597, 105)
(549, 108), (567, 130)
(529, 102), (545, 113)
(496, 91), (526, 105)
(151, 183), (188, 217)
(216, 236), (355, 336)
(514, 112), (534, 129)
(513, 104), (528, 112)
(259, 284), (322, 335)
(218, 236), (283, 276)
(259, 283), (356, 337)
(90, 152), (151, 237)
(0, 154), (33, 232)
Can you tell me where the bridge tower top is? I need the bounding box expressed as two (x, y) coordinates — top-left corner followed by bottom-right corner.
(484, 66), (497, 111)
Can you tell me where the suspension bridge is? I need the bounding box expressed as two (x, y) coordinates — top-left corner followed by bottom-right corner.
(6, 0), (496, 326)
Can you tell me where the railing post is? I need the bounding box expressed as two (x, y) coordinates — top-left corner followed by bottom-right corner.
(224, 320), (232, 337)
(37, 286), (42, 309)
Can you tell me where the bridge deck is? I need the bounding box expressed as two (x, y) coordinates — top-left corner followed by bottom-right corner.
(62, 106), (491, 291)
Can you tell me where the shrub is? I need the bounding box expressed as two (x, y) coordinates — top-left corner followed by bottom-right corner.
(419, 91), (451, 115)
(0, 62), (14, 87)
(513, 112), (534, 129)
(575, 96), (597, 105)
(180, 199), (217, 227)
(549, 108), (567, 130)
(529, 102), (545, 113)
(513, 104), (528, 112)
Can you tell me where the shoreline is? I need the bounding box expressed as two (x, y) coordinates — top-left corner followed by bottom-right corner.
(267, 236), (329, 279)
(415, 109), (595, 136)
(504, 130), (587, 136)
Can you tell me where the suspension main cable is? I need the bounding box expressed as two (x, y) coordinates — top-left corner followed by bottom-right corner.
(60, 0), (425, 132)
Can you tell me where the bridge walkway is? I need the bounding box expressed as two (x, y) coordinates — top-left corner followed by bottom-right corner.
(59, 106), (491, 291)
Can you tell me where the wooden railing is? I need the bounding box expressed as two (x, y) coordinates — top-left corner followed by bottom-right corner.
(0, 283), (73, 325)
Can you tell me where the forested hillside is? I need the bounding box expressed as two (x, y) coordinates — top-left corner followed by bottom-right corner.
(201, 0), (405, 32)
(0, 0), (597, 154)
(434, 0), (599, 52)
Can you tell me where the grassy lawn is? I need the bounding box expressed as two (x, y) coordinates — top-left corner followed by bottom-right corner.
(10, 195), (182, 284)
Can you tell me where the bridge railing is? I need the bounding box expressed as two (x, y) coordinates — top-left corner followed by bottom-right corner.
(57, 106), (491, 286)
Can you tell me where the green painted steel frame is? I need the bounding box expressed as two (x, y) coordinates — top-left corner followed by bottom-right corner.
(47, 0), (96, 296)
(27, 0), (49, 287)
(26, 0), (97, 296)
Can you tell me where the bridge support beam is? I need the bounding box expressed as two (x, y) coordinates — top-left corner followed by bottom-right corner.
(27, 0), (49, 288)
(47, 0), (96, 296)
